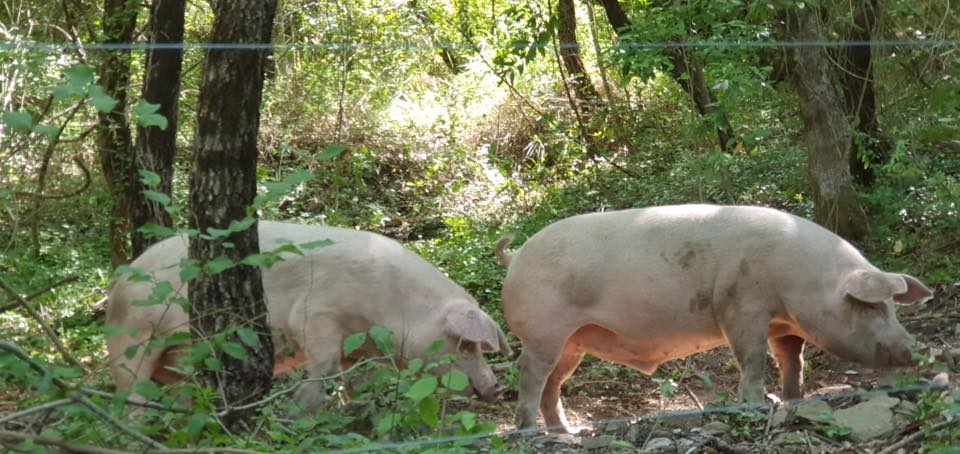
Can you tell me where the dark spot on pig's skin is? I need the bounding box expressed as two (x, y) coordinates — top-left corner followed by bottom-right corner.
(739, 259), (750, 276)
(726, 283), (738, 300)
(688, 290), (712, 313)
(676, 243), (699, 270)
(660, 252), (669, 262)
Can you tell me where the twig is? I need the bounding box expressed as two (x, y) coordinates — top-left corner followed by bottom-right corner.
(685, 385), (704, 411)
(72, 392), (166, 450)
(877, 418), (960, 454)
(220, 355), (388, 416)
(0, 275), (79, 314)
(0, 430), (131, 454)
(762, 402), (777, 436)
(0, 398), (74, 425)
(0, 278), (86, 371)
(146, 449), (261, 454)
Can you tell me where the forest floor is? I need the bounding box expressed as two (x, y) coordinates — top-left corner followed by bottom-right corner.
(451, 283), (960, 452)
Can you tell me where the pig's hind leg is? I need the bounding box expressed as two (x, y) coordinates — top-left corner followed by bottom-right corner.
(291, 317), (344, 413)
(540, 342), (584, 433)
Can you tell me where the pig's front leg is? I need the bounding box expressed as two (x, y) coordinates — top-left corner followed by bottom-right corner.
(291, 319), (344, 413)
(769, 335), (804, 399)
(720, 308), (772, 402)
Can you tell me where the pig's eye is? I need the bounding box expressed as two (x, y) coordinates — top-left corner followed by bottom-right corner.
(846, 295), (885, 312)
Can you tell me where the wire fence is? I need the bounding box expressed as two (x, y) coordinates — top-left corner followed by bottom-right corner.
(2, 39), (960, 53)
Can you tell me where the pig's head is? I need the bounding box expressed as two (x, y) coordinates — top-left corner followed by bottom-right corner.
(800, 269), (933, 368)
(425, 303), (512, 402)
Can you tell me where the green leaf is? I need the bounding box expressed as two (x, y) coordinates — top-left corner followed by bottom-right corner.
(132, 281), (173, 306)
(88, 84), (118, 113)
(142, 190), (172, 206)
(419, 395), (440, 428)
(133, 381), (161, 400)
(236, 327), (260, 348)
(299, 239), (333, 250)
(132, 99), (168, 130)
(137, 223), (177, 239)
(405, 376), (438, 401)
(460, 411), (476, 431)
(115, 265), (152, 282)
(186, 412), (209, 437)
(270, 243), (304, 256)
(441, 370), (469, 392)
(2, 111), (33, 131)
(52, 83), (81, 101)
(368, 325), (393, 356)
(139, 169), (162, 187)
(317, 143), (348, 161)
(227, 217), (256, 233)
(204, 356), (222, 371)
(179, 259), (202, 282)
(161, 332), (191, 347)
(64, 64), (95, 88)
(425, 339), (445, 356)
(241, 252), (284, 269)
(343, 332), (367, 357)
(124, 345), (140, 360)
(189, 342), (213, 363)
(221, 341), (246, 360)
(406, 358), (423, 375)
(205, 256), (236, 275)
(32, 123), (60, 138)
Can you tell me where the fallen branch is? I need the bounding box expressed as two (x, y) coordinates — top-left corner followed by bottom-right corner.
(877, 417), (960, 454)
(72, 392), (166, 450)
(0, 277), (86, 371)
(0, 397), (74, 425)
(0, 430), (131, 454)
(0, 275), (79, 314)
(221, 355), (388, 416)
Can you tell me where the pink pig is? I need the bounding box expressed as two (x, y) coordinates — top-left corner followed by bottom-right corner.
(496, 204), (933, 432)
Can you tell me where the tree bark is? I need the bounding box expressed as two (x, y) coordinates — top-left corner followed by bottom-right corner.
(598, 0), (733, 152)
(132, 0), (185, 256)
(557, 0), (598, 112)
(96, 0), (139, 268)
(840, 0), (884, 185)
(786, 7), (867, 240)
(189, 0), (277, 430)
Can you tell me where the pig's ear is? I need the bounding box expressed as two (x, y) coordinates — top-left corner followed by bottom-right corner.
(892, 274), (933, 305)
(843, 270), (932, 305)
(444, 307), (511, 355)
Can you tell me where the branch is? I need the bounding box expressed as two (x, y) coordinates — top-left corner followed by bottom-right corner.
(13, 154), (93, 200)
(0, 278), (87, 371)
(0, 275), (79, 314)
(220, 355), (388, 416)
(0, 430), (131, 454)
(877, 418), (960, 454)
(0, 398), (74, 425)
(72, 392), (166, 450)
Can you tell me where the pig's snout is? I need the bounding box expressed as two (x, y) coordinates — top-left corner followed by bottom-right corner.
(875, 336), (917, 367)
(474, 382), (507, 403)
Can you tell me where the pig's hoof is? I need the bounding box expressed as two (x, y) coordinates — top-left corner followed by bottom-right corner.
(293, 382), (329, 413)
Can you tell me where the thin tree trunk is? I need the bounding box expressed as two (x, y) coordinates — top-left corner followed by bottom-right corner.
(840, 0), (884, 185)
(557, 0), (598, 113)
(132, 0), (185, 256)
(786, 7), (868, 240)
(96, 0), (139, 268)
(189, 0), (277, 431)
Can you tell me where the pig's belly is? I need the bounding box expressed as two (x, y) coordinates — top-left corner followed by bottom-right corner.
(566, 323), (727, 375)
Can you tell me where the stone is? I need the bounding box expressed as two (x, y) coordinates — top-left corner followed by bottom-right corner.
(770, 409), (788, 427)
(701, 421), (731, 436)
(625, 424), (642, 444)
(772, 431), (808, 446)
(675, 437), (697, 453)
(662, 412), (703, 430)
(793, 399), (834, 423)
(581, 435), (615, 450)
(641, 437), (675, 453)
(833, 399), (897, 442)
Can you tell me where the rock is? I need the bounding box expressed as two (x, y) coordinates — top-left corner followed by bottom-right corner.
(662, 412), (703, 430)
(581, 435), (615, 450)
(865, 393), (900, 409)
(770, 409), (788, 427)
(675, 437), (697, 453)
(701, 421), (731, 436)
(833, 398), (897, 442)
(794, 399), (834, 422)
(931, 372), (950, 387)
(625, 425), (642, 444)
(896, 400), (918, 415)
(641, 437), (675, 453)
(772, 431), (808, 446)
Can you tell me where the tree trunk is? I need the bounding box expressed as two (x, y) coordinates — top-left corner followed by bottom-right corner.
(557, 0), (598, 112)
(189, 0), (277, 431)
(598, 0), (733, 152)
(96, 0), (139, 269)
(840, 0), (884, 185)
(131, 0), (185, 257)
(786, 7), (867, 241)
